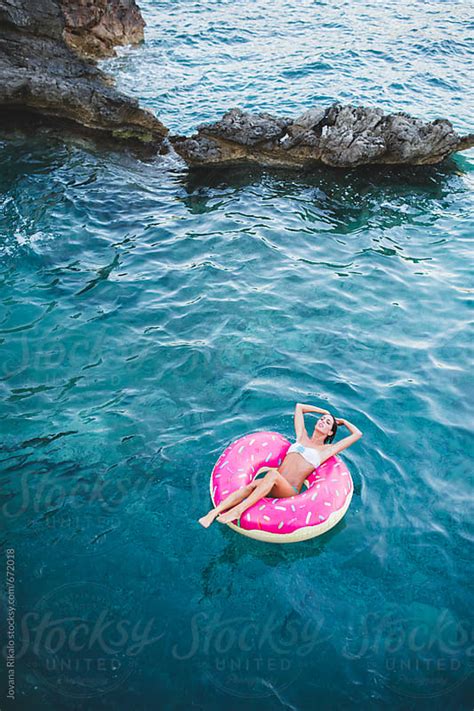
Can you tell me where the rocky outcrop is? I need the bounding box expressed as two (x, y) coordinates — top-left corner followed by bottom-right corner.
(0, 0), (471, 165)
(0, 0), (167, 145)
(170, 105), (474, 169)
(60, 0), (145, 60)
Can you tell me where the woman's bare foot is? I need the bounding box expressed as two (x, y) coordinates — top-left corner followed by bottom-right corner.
(217, 505), (244, 524)
(198, 510), (218, 528)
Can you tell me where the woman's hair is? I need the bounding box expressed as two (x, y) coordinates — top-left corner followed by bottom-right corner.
(324, 413), (338, 444)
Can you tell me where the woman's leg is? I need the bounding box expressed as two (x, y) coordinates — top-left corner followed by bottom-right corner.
(217, 468), (283, 524)
(198, 480), (259, 528)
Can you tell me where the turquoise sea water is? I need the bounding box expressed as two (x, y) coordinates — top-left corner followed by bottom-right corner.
(1, 1), (473, 709)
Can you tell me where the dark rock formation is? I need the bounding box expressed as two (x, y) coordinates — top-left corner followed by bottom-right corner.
(0, 0), (167, 145)
(170, 105), (474, 169)
(60, 0), (145, 60)
(0, 1), (471, 166)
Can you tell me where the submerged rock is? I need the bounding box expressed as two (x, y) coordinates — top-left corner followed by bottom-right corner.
(170, 105), (474, 169)
(0, 0), (167, 145)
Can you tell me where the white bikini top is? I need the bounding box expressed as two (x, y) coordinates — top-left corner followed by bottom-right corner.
(287, 439), (322, 468)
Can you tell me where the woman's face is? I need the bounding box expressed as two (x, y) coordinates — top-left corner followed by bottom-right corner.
(315, 414), (334, 437)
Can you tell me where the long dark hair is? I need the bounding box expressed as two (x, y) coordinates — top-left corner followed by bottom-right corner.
(324, 413), (338, 444)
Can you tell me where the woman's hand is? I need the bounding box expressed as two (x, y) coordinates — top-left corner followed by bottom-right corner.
(335, 418), (347, 427)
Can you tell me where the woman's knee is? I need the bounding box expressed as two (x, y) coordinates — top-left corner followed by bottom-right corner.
(251, 468), (279, 488)
(263, 469), (279, 485)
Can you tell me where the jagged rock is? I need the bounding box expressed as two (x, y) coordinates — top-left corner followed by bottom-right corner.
(0, 0), (167, 145)
(0, 1), (472, 167)
(195, 108), (293, 147)
(60, 0), (145, 60)
(170, 104), (474, 169)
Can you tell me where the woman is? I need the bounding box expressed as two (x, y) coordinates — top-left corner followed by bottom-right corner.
(198, 402), (362, 527)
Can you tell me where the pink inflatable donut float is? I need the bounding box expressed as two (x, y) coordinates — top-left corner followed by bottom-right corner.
(210, 431), (353, 543)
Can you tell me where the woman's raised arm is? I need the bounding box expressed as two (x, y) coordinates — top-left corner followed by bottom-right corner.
(327, 417), (362, 456)
(297, 402), (331, 415)
(294, 402), (330, 439)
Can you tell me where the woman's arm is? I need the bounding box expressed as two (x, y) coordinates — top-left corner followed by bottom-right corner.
(327, 418), (362, 456)
(294, 402), (330, 439)
(298, 402), (331, 415)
